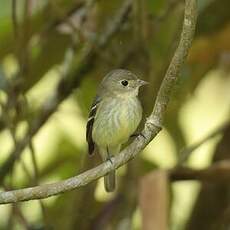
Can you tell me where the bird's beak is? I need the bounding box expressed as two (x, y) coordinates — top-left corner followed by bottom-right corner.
(138, 79), (149, 87)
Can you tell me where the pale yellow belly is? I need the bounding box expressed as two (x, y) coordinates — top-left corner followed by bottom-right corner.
(92, 97), (142, 148)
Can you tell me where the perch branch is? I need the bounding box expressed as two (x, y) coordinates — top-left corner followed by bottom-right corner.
(0, 0), (197, 204)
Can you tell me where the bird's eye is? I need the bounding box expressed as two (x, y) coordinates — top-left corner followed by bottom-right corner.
(121, 80), (128, 86)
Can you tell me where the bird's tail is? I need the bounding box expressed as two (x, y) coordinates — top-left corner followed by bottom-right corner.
(104, 170), (116, 192)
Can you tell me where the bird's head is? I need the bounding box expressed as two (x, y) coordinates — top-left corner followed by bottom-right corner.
(100, 69), (148, 97)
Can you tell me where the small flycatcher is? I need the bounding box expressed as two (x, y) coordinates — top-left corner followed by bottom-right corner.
(86, 69), (147, 192)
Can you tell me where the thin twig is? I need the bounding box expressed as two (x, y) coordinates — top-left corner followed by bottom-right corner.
(178, 122), (230, 165)
(22, 94), (48, 225)
(2, 97), (48, 222)
(0, 102), (32, 180)
(12, 204), (31, 230)
(12, 0), (18, 38)
(0, 0), (197, 204)
(28, 140), (49, 225)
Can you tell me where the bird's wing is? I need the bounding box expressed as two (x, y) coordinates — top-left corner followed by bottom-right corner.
(86, 96), (101, 155)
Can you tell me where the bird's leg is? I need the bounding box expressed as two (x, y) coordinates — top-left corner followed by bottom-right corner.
(106, 146), (113, 165)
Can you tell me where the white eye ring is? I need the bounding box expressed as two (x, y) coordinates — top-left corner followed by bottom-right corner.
(121, 80), (128, 86)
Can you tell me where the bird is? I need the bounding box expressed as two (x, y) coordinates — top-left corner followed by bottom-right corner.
(86, 69), (148, 192)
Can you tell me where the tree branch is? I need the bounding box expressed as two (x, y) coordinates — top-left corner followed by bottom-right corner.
(170, 160), (230, 182)
(0, 0), (197, 204)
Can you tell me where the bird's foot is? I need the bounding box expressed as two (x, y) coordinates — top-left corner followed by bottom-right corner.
(106, 156), (115, 170)
(130, 132), (147, 139)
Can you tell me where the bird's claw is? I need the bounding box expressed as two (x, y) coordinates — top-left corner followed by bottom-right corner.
(107, 157), (115, 170)
(130, 132), (147, 139)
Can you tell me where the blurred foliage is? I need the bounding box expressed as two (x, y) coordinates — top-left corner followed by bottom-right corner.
(0, 0), (230, 230)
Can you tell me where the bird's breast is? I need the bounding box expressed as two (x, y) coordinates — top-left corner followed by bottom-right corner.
(92, 97), (142, 147)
